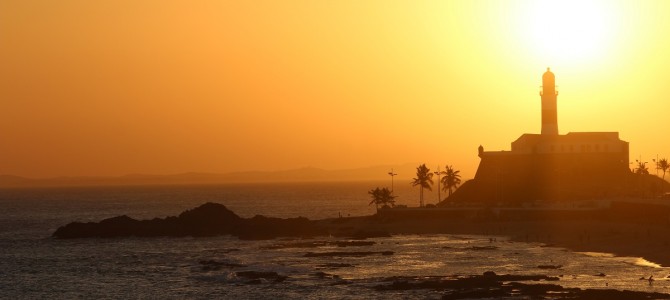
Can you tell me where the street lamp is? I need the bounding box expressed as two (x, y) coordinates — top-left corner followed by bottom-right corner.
(434, 166), (442, 203)
(388, 169), (397, 197)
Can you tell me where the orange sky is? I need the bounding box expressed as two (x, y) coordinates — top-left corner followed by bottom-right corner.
(2, 1), (670, 179)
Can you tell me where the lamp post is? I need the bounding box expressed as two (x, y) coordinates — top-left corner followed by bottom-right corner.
(388, 169), (397, 197)
(434, 166), (442, 203)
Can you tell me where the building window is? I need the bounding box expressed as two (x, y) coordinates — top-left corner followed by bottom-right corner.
(595, 144), (600, 151)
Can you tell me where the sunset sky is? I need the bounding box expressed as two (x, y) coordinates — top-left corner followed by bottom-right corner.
(2, 1), (670, 179)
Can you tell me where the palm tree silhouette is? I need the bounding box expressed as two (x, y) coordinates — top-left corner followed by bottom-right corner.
(368, 187), (396, 212)
(441, 165), (462, 198)
(635, 161), (649, 175)
(657, 158), (670, 180)
(411, 164), (433, 207)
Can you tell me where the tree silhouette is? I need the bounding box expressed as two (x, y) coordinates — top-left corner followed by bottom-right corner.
(411, 164), (433, 207)
(657, 158), (670, 180)
(441, 165), (462, 198)
(368, 187), (396, 212)
(635, 161), (649, 175)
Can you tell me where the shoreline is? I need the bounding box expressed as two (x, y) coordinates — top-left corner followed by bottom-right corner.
(53, 202), (670, 267)
(317, 215), (670, 267)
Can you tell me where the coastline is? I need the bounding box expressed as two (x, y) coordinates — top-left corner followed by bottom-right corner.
(317, 215), (670, 267)
(53, 201), (670, 267)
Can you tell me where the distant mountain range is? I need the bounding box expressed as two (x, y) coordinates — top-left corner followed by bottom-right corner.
(0, 164), (423, 188)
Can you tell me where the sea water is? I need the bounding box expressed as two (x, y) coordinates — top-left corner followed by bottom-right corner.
(0, 182), (668, 299)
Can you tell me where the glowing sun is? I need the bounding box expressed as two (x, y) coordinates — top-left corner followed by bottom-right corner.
(517, 0), (620, 66)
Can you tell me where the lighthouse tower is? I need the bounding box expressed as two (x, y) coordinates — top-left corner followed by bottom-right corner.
(540, 68), (558, 135)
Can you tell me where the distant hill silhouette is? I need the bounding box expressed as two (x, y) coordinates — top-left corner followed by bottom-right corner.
(0, 164), (423, 188)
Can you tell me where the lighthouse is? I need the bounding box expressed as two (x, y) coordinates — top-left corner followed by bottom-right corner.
(540, 68), (558, 135)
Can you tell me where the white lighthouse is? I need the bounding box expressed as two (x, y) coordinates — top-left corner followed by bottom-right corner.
(540, 67), (558, 135)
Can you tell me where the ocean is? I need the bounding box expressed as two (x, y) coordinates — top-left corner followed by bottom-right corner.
(1, 182), (669, 299)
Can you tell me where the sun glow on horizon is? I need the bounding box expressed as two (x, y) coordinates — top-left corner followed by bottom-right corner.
(2, 1), (670, 178)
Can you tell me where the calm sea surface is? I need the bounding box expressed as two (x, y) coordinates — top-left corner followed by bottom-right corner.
(1, 182), (669, 298)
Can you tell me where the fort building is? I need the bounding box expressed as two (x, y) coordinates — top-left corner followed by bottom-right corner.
(462, 68), (630, 203)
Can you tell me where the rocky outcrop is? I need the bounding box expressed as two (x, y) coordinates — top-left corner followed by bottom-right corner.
(52, 202), (327, 239)
(235, 271), (287, 283)
(303, 251), (393, 257)
(373, 272), (670, 299)
(234, 214), (326, 240)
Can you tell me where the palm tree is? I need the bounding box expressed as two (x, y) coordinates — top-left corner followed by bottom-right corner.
(378, 187), (396, 208)
(411, 164), (433, 207)
(368, 187), (396, 212)
(635, 161), (649, 175)
(440, 165), (462, 199)
(368, 187), (382, 212)
(657, 158), (669, 180)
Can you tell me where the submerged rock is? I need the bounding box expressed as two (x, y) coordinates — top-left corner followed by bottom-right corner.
(304, 251), (393, 257)
(335, 240), (376, 247)
(373, 272), (670, 299)
(262, 240), (375, 250)
(199, 259), (245, 271)
(469, 246), (498, 251)
(537, 264), (562, 269)
(316, 263), (356, 269)
(375, 273), (559, 291)
(235, 271), (287, 283)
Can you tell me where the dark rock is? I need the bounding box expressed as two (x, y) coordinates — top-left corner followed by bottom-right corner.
(537, 264), (562, 269)
(470, 246), (498, 250)
(379, 274), (670, 300)
(574, 288), (670, 300)
(442, 288), (508, 300)
(199, 259), (245, 271)
(316, 263), (356, 268)
(53, 203), (240, 238)
(235, 271), (287, 283)
(261, 241), (329, 249)
(262, 240), (375, 250)
(375, 274), (560, 291)
(335, 240), (375, 247)
(235, 215), (327, 240)
(505, 282), (566, 295)
(177, 203), (242, 236)
(304, 251), (393, 257)
(312, 271), (341, 280)
(53, 202), (327, 240)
